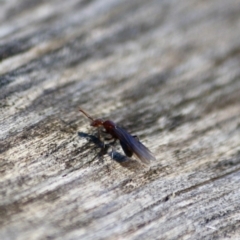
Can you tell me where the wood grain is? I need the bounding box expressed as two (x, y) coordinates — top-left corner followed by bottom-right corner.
(1, 0), (240, 239)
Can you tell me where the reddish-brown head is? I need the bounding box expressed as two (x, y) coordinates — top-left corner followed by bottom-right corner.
(90, 119), (104, 127)
(79, 108), (103, 127)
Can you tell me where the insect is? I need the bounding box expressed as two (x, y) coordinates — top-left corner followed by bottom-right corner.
(79, 107), (156, 164)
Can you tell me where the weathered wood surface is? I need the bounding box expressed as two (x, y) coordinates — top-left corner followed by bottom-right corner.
(1, 0), (240, 239)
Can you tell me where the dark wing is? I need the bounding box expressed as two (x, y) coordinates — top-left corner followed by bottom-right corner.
(113, 126), (156, 164)
(120, 140), (133, 157)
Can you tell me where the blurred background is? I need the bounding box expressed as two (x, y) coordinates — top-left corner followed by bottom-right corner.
(1, 0), (240, 239)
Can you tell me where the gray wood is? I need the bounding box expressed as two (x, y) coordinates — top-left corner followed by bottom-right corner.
(1, 0), (240, 239)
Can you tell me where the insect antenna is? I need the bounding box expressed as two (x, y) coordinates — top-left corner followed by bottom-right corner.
(79, 107), (95, 122)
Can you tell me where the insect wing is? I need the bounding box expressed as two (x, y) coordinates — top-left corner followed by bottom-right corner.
(132, 138), (156, 164)
(113, 126), (156, 164)
(119, 140), (133, 157)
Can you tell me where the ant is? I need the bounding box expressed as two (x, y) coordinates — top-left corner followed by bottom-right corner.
(79, 107), (156, 164)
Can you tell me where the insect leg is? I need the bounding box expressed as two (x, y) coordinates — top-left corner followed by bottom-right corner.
(132, 135), (139, 141)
